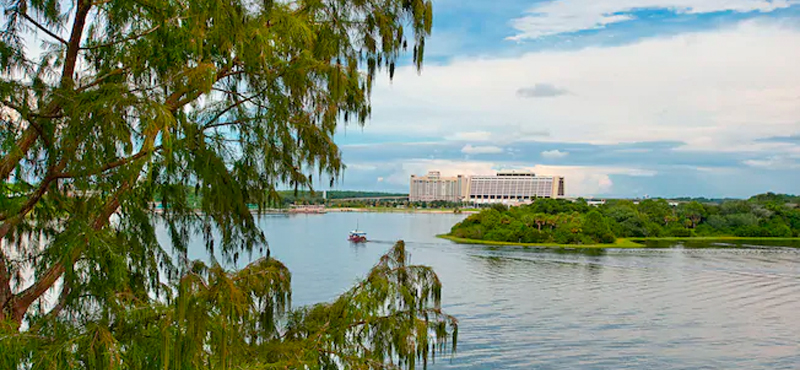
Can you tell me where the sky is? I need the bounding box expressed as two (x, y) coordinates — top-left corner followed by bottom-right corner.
(331, 0), (800, 198)
(15, 1), (800, 198)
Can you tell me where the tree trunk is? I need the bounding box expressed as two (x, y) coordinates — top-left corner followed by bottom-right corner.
(0, 253), (9, 323)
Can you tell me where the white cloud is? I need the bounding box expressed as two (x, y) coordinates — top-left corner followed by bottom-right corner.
(445, 128), (550, 144)
(523, 164), (656, 195)
(461, 144), (504, 154)
(367, 21), (800, 152)
(541, 149), (570, 159)
(384, 160), (498, 186)
(614, 148), (653, 153)
(508, 0), (798, 40)
(445, 131), (493, 141)
(597, 175), (614, 193)
(346, 163), (378, 171)
(743, 156), (800, 169)
(517, 83), (570, 98)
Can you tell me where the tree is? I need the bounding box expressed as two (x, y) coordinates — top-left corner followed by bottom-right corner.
(637, 199), (672, 225)
(1, 0), (455, 367)
(602, 201), (637, 223)
(764, 218), (792, 238)
(581, 210), (614, 244)
(678, 201), (706, 228)
(720, 200), (753, 215)
(534, 213), (547, 231)
(2, 241), (458, 369)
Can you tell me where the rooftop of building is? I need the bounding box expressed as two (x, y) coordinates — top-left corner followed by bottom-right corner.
(496, 170), (536, 177)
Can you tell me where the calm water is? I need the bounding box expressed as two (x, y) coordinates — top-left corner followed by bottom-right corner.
(162, 213), (800, 369)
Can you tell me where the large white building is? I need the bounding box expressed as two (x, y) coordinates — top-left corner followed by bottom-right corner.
(467, 171), (565, 204)
(409, 170), (565, 204)
(409, 171), (469, 203)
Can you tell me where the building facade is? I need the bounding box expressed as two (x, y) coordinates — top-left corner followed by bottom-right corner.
(409, 171), (468, 203)
(409, 170), (565, 204)
(467, 171), (565, 204)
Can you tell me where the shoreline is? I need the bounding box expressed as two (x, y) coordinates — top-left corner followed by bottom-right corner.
(627, 237), (800, 242)
(325, 207), (479, 214)
(437, 234), (644, 249)
(154, 207), (479, 215)
(438, 234), (800, 249)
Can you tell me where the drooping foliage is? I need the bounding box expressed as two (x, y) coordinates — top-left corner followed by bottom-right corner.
(449, 195), (800, 244)
(0, 0), (455, 367)
(1, 241), (457, 369)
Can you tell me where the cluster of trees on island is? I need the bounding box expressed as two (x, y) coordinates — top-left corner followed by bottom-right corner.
(449, 193), (800, 245)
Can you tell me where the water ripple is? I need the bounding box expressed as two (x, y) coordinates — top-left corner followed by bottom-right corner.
(173, 213), (800, 370)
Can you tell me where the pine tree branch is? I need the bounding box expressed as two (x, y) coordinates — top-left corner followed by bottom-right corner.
(203, 120), (249, 131)
(29, 277), (70, 330)
(0, 173), (54, 223)
(0, 126), (38, 180)
(61, 0), (92, 89)
(76, 68), (128, 92)
(54, 145), (161, 180)
(0, 102), (56, 152)
(203, 93), (264, 130)
(318, 349), (401, 370)
(164, 64), (239, 112)
(210, 87), (273, 113)
(0, 0), (92, 181)
(0, 142), (152, 228)
(79, 24), (161, 50)
(17, 11), (68, 45)
(11, 259), (65, 324)
(0, 153), (68, 239)
(10, 181), (130, 324)
(7, 123), (157, 324)
(0, 100), (62, 120)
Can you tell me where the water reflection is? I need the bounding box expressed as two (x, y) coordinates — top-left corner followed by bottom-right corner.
(157, 213), (800, 369)
(641, 239), (800, 249)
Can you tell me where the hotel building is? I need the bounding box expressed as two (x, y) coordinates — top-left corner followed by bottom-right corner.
(409, 170), (565, 204)
(467, 171), (565, 204)
(409, 171), (469, 203)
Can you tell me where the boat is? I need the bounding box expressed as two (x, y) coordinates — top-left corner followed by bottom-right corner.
(348, 221), (367, 243)
(348, 230), (367, 243)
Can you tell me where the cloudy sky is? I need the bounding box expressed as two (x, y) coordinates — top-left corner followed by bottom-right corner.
(329, 0), (800, 198)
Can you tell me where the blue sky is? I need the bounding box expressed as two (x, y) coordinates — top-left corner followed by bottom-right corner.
(328, 0), (800, 198)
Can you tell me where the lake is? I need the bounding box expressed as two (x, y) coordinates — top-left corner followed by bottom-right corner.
(166, 212), (800, 369)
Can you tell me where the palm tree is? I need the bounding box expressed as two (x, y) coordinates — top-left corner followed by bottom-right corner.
(521, 214), (535, 228)
(536, 214), (548, 231)
(546, 214), (560, 230)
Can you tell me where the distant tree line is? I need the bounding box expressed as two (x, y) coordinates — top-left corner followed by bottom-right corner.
(276, 190), (405, 207)
(449, 193), (800, 245)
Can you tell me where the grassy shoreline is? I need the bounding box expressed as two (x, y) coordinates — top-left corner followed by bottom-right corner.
(628, 236), (800, 242)
(436, 234), (645, 249)
(438, 234), (800, 249)
(326, 207), (479, 214)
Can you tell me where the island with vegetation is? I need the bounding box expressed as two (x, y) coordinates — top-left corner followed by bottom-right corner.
(443, 193), (800, 248)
